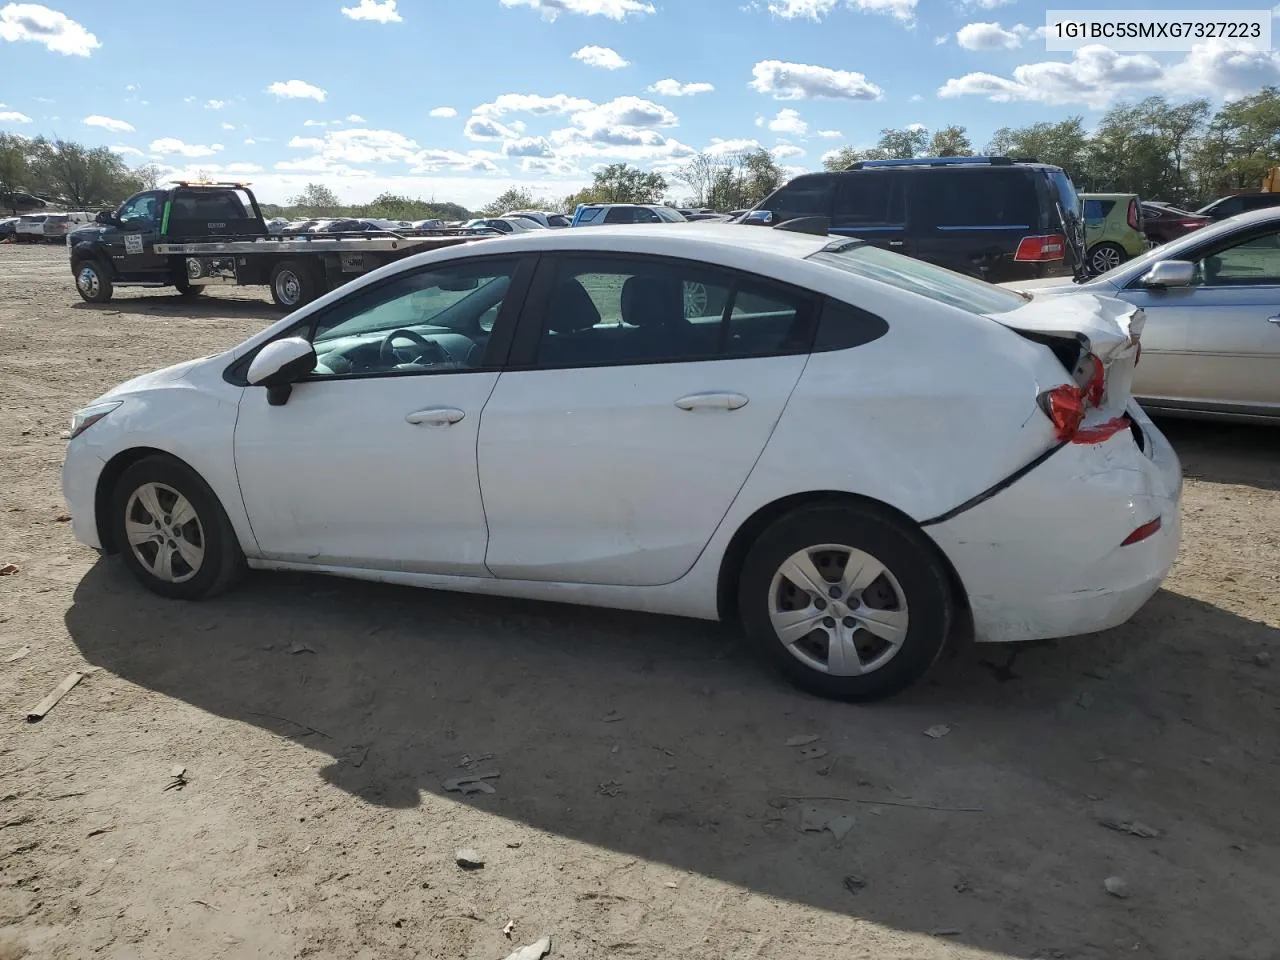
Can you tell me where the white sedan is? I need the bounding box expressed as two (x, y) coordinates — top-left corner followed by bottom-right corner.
(61, 223), (1182, 701)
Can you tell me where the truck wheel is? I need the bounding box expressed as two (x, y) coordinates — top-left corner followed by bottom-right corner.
(73, 259), (114, 304)
(269, 261), (319, 311)
(174, 275), (204, 300)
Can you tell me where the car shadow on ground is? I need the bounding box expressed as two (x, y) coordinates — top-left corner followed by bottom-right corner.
(71, 294), (282, 322)
(1153, 416), (1280, 492)
(65, 558), (1279, 958)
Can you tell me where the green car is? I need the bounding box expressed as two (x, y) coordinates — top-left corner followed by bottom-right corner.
(1081, 193), (1147, 274)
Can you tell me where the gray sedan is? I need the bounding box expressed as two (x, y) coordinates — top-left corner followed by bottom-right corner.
(1005, 207), (1280, 423)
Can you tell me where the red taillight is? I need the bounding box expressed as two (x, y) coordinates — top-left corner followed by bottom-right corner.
(1074, 416), (1130, 444)
(1014, 234), (1067, 262)
(1127, 199), (1140, 231)
(1039, 384), (1085, 441)
(1121, 517), (1162, 546)
(1084, 355), (1105, 407)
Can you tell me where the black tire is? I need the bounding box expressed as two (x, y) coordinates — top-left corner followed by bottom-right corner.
(110, 454), (245, 600)
(174, 276), (204, 299)
(269, 260), (320, 311)
(1088, 242), (1127, 275)
(72, 258), (114, 304)
(738, 503), (953, 702)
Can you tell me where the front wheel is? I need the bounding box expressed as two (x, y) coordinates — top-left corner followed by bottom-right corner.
(738, 503), (953, 702)
(174, 275), (204, 299)
(1089, 242), (1126, 275)
(73, 259), (114, 303)
(110, 455), (245, 600)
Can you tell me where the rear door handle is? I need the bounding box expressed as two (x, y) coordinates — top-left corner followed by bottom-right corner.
(406, 407), (465, 427)
(674, 392), (749, 411)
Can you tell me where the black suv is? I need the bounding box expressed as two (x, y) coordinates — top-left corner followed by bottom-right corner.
(746, 156), (1087, 283)
(1195, 192), (1280, 221)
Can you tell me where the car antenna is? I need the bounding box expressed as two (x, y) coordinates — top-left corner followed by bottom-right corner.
(772, 216), (831, 236)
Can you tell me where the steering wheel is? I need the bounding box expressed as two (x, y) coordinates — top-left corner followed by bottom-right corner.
(379, 329), (449, 367)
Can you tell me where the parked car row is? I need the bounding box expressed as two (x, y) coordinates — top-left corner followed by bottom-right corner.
(2, 211), (94, 242)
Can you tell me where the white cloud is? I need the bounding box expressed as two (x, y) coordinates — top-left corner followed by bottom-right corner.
(704, 137), (762, 156)
(221, 122), (235, 130)
(764, 0), (916, 23)
(502, 136), (554, 158)
(206, 99), (227, 110)
(960, 0), (1014, 7)
(83, 114), (134, 133)
(474, 93), (595, 117)
(956, 21), (1038, 51)
(244, 138), (257, 145)
(267, 79), (327, 101)
(572, 44), (629, 69)
(429, 106), (457, 117)
(346, 113), (364, 122)
(816, 128), (843, 138)
(765, 108), (807, 135)
(0, 3), (100, 56)
(464, 116), (522, 141)
(750, 59), (882, 100)
(909, 93), (923, 101)
(548, 125), (695, 162)
(572, 96), (677, 129)
(150, 138), (224, 158)
(934, 33), (948, 44)
(183, 96), (196, 103)
(647, 79), (714, 97)
(0, 109), (33, 123)
(940, 39), (1280, 106)
(303, 119), (338, 127)
(498, 0), (654, 20)
(772, 143), (805, 159)
(109, 145), (143, 156)
(224, 162), (263, 174)
(340, 0), (402, 22)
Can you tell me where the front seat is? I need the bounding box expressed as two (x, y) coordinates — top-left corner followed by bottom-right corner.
(620, 274), (688, 359)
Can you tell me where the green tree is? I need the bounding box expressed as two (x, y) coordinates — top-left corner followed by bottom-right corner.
(821, 146), (888, 171)
(28, 137), (139, 208)
(986, 117), (1089, 177)
(585, 163), (668, 203)
(289, 182), (341, 214)
(928, 125), (973, 157)
(482, 187), (538, 216)
(877, 126), (929, 159)
(0, 133), (31, 215)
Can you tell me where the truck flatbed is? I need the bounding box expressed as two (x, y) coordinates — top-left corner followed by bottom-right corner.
(68, 181), (494, 310)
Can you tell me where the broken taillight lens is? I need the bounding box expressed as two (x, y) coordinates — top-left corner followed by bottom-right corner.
(1084, 355), (1105, 406)
(1014, 234), (1067, 262)
(1038, 384), (1085, 441)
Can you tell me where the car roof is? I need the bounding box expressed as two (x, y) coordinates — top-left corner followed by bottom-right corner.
(1081, 192), (1137, 200)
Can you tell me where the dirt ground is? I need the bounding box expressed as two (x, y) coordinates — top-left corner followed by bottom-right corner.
(0, 242), (1277, 960)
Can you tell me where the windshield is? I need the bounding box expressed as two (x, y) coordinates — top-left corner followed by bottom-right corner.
(809, 241), (1030, 315)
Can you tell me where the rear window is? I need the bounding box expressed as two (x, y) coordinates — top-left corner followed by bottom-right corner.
(44, 214), (68, 223)
(912, 170), (1039, 229)
(1049, 168), (1082, 221)
(809, 240), (1029, 316)
(576, 206), (605, 225)
(1083, 199), (1116, 219)
(653, 206), (686, 222)
(171, 190), (252, 220)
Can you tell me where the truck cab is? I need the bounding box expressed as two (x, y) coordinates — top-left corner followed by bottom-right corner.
(69, 182), (265, 298)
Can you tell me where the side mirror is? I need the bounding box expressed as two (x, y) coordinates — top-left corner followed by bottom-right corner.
(743, 210), (774, 226)
(96, 210), (116, 226)
(247, 336), (317, 406)
(1140, 260), (1195, 289)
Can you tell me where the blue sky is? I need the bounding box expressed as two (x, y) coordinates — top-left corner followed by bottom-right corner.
(1, 0), (1277, 207)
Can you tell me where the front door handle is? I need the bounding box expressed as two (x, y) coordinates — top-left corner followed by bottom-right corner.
(674, 392), (749, 411)
(405, 407), (465, 427)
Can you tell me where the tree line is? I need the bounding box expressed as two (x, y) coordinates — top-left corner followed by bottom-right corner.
(0, 133), (164, 215)
(821, 89), (1280, 209)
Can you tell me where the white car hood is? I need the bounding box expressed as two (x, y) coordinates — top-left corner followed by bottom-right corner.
(987, 291), (1143, 362)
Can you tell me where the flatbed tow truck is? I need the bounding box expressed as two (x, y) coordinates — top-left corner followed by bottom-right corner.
(67, 181), (491, 310)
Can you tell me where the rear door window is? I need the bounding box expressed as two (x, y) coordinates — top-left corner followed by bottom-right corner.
(912, 171), (1038, 229)
(604, 207), (637, 224)
(832, 173), (905, 229)
(761, 178), (833, 222)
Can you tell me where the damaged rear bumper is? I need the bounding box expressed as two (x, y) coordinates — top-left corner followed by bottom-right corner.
(925, 403), (1181, 644)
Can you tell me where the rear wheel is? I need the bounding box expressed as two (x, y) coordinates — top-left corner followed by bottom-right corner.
(173, 270), (204, 299)
(73, 259), (114, 303)
(110, 455), (245, 600)
(270, 260), (320, 311)
(1089, 242), (1126, 275)
(738, 503), (953, 702)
